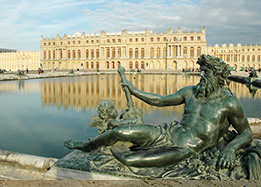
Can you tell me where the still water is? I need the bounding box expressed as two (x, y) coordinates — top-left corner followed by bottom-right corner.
(0, 74), (260, 158)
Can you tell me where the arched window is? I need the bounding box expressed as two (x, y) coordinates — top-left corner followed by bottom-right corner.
(106, 48), (110, 58)
(48, 51), (51, 59)
(197, 47), (201, 57)
(96, 62), (99, 69)
(106, 61), (109, 69)
(234, 54), (237, 62)
(60, 49), (62, 59)
(183, 47), (187, 56)
(78, 50), (81, 58)
(135, 48), (138, 58)
(91, 49), (94, 58)
(86, 62), (89, 69)
(141, 61), (145, 69)
(150, 47), (154, 58)
(163, 47), (166, 58)
(247, 55), (250, 62)
(129, 61), (133, 69)
(117, 61), (120, 68)
(129, 48), (133, 57)
(141, 48), (144, 58)
(112, 61), (115, 69)
(117, 47), (121, 57)
(112, 48), (115, 58)
(44, 51), (46, 59)
(252, 55), (255, 62)
(86, 49), (89, 58)
(68, 50), (71, 58)
(257, 55), (260, 62)
(241, 55), (245, 62)
(190, 47), (194, 57)
(91, 62), (94, 69)
(73, 50), (76, 58)
(135, 61), (138, 69)
(53, 50), (55, 59)
(157, 47), (160, 58)
(226, 55), (230, 62)
(96, 49), (99, 58)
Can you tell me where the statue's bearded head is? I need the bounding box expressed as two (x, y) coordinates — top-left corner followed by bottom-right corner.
(196, 54), (231, 98)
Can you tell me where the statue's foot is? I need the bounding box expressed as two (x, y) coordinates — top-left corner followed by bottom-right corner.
(64, 139), (83, 150)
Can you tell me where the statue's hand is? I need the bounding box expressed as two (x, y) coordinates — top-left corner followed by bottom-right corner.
(216, 148), (236, 170)
(117, 65), (125, 75)
(121, 80), (134, 91)
(64, 139), (78, 149)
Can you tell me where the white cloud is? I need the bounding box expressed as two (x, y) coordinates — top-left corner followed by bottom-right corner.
(0, 0), (260, 50)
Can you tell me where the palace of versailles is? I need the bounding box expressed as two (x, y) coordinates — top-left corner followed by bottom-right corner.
(0, 27), (260, 71)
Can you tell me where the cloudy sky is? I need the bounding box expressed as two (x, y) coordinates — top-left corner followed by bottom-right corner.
(0, 0), (260, 51)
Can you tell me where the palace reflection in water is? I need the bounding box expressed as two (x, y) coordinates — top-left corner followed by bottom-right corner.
(0, 74), (260, 117)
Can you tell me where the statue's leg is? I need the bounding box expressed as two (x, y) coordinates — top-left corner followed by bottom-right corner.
(111, 145), (194, 167)
(82, 124), (161, 152)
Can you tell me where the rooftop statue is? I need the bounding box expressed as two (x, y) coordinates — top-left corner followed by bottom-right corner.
(63, 54), (260, 180)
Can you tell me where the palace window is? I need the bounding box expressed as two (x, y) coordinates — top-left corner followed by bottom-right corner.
(129, 48), (133, 57)
(48, 51), (51, 59)
(53, 42), (55, 45)
(106, 48), (110, 57)
(191, 36), (194, 41)
(117, 47), (121, 57)
(96, 49), (99, 58)
(190, 47), (194, 57)
(48, 42), (51, 46)
(135, 61), (138, 69)
(60, 50), (63, 59)
(73, 41), (75, 44)
(112, 39), (115, 43)
(129, 61), (133, 69)
(183, 47), (187, 56)
(86, 49), (89, 58)
(78, 50), (81, 58)
(106, 61), (109, 69)
(68, 50), (71, 58)
(141, 48), (144, 58)
(150, 37), (154, 42)
(91, 49), (94, 58)
(135, 48), (138, 58)
(96, 62), (99, 69)
(183, 37), (187, 41)
(157, 37), (160, 42)
(112, 61), (115, 69)
(173, 37), (177, 41)
(252, 55), (255, 62)
(129, 38), (133, 42)
(44, 51), (46, 59)
(73, 50), (76, 58)
(141, 61), (145, 69)
(68, 41), (70, 45)
(86, 62), (89, 69)
(163, 37), (167, 41)
(86, 40), (89, 43)
(118, 39), (121, 43)
(53, 50), (55, 59)
(197, 36), (201, 41)
(150, 47), (154, 58)
(91, 62), (94, 69)
(44, 43), (46, 46)
(96, 40), (99, 43)
(60, 42), (62, 45)
(107, 39), (110, 43)
(197, 47), (201, 57)
(136, 38), (138, 42)
(141, 38), (144, 42)
(91, 40), (94, 44)
(163, 47), (166, 58)
(157, 47), (160, 58)
(112, 48), (115, 58)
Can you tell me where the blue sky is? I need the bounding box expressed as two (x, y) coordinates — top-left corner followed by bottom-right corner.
(0, 0), (260, 51)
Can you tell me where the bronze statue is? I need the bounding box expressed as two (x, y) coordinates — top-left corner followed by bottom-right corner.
(64, 54), (259, 179)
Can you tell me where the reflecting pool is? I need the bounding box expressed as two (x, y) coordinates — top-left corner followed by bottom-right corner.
(0, 74), (260, 158)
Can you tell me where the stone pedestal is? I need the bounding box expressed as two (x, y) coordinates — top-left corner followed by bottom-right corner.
(43, 150), (136, 180)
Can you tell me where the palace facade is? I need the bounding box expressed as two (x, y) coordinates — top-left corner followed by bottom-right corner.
(40, 28), (207, 71)
(207, 43), (261, 70)
(0, 50), (40, 71)
(0, 27), (260, 71)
